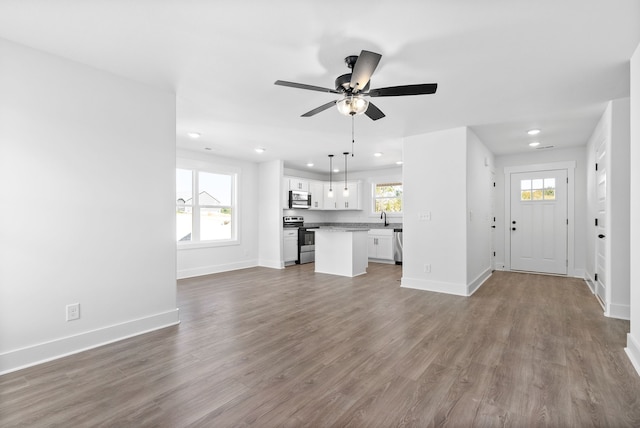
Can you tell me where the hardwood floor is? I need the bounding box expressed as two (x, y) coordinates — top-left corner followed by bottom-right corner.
(2, 264), (640, 427)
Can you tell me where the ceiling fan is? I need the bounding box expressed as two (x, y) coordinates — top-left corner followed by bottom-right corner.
(274, 50), (437, 121)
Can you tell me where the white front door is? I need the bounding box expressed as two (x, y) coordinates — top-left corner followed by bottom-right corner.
(510, 169), (568, 274)
(595, 137), (607, 303)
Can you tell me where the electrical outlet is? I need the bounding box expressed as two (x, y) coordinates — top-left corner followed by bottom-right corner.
(66, 303), (80, 321)
(424, 264), (431, 273)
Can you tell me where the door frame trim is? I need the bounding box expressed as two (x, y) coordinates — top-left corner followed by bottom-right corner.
(504, 161), (576, 275)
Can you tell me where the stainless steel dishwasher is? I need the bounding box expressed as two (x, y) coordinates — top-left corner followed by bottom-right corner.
(393, 229), (403, 265)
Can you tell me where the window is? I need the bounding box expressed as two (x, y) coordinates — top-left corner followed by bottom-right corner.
(176, 168), (236, 243)
(374, 182), (403, 213)
(520, 178), (556, 201)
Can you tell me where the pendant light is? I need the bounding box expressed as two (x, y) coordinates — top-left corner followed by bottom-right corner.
(343, 152), (349, 197)
(327, 154), (334, 198)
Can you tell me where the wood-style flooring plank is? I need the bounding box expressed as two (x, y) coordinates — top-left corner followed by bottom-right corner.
(2, 266), (640, 427)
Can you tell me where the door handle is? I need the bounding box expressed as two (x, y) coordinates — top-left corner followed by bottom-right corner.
(512, 227), (516, 231)
(598, 234), (605, 239)
(491, 226), (496, 228)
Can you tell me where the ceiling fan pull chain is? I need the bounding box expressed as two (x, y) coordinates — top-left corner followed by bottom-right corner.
(351, 114), (355, 157)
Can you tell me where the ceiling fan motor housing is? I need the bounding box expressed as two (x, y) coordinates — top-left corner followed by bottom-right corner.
(344, 55), (359, 69)
(335, 73), (370, 93)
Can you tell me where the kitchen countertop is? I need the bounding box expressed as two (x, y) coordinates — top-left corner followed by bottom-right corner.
(304, 222), (402, 231)
(313, 227), (370, 232)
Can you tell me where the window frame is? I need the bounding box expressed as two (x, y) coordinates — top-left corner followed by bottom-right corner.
(176, 160), (239, 249)
(371, 181), (403, 216)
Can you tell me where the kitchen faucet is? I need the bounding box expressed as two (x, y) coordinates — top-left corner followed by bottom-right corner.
(381, 211), (389, 227)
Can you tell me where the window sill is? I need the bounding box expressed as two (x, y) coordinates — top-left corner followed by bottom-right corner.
(177, 239), (239, 250)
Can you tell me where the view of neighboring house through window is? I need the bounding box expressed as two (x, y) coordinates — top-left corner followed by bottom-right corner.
(374, 182), (403, 213)
(176, 168), (235, 242)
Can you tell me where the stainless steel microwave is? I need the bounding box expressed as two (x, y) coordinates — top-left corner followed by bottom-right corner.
(289, 190), (311, 209)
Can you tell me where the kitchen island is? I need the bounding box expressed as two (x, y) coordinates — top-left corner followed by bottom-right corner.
(313, 228), (369, 277)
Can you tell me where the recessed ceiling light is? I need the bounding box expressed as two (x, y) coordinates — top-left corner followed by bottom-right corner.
(527, 129), (541, 136)
(255, 147), (266, 153)
(396, 161), (404, 165)
(374, 152), (383, 157)
(529, 141), (540, 147)
(187, 132), (201, 139)
(307, 162), (314, 167)
(333, 168), (340, 173)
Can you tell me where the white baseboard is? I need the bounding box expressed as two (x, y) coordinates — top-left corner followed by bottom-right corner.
(605, 302), (630, 320)
(177, 259), (259, 279)
(571, 268), (585, 278)
(467, 268), (492, 296)
(401, 277), (468, 296)
(625, 333), (640, 378)
(0, 309), (180, 375)
(259, 259), (284, 269)
(584, 273), (596, 294)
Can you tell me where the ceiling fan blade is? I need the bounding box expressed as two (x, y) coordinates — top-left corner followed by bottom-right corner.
(275, 80), (341, 94)
(368, 83), (438, 97)
(350, 50), (382, 92)
(301, 100), (337, 117)
(365, 102), (385, 121)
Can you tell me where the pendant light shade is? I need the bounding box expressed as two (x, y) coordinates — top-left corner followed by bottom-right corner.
(327, 154), (334, 198)
(343, 152), (349, 197)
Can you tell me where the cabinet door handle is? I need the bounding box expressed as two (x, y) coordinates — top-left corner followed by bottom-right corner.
(598, 234), (605, 239)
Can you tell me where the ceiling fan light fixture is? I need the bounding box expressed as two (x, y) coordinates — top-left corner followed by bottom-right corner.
(336, 95), (369, 116)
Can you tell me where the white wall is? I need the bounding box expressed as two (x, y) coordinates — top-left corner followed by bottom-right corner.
(466, 129), (495, 292)
(0, 39), (178, 374)
(402, 127), (469, 295)
(626, 42), (640, 375)
(258, 160), (284, 268)
(176, 149), (259, 278)
(494, 147), (587, 277)
(610, 98), (631, 315)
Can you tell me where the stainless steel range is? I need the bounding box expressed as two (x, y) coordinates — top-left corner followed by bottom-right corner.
(283, 216), (318, 264)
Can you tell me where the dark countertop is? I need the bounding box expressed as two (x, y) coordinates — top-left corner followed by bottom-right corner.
(304, 222), (402, 231)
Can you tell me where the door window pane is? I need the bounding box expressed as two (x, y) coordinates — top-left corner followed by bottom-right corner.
(532, 189), (543, 200)
(544, 178), (556, 200)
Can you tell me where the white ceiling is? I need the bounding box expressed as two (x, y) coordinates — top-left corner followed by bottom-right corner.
(0, 1), (638, 173)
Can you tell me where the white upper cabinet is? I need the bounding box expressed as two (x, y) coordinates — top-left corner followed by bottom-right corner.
(322, 181), (361, 210)
(309, 180), (324, 210)
(285, 175), (361, 211)
(288, 177), (309, 192)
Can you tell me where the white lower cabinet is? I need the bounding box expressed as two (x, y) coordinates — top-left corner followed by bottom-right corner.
(367, 229), (394, 261)
(284, 229), (298, 262)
